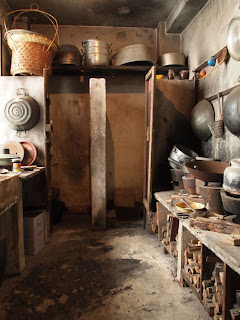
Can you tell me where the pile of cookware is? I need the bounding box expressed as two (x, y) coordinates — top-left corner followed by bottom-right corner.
(168, 149), (240, 223)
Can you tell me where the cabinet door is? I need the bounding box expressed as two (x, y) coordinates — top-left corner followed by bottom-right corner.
(143, 66), (156, 213)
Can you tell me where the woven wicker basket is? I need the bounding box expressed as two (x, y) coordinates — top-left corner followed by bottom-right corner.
(4, 6), (59, 76)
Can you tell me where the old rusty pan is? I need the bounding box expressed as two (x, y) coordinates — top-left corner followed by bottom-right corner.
(185, 160), (229, 183)
(199, 185), (224, 215)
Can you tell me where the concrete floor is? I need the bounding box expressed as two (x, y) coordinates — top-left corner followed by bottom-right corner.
(0, 215), (210, 320)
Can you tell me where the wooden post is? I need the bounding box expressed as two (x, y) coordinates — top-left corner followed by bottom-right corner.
(90, 78), (106, 230)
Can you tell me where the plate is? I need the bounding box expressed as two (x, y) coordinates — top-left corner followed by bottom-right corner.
(20, 141), (37, 166)
(2, 141), (24, 160)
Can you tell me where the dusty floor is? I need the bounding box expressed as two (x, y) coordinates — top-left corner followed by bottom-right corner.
(0, 215), (209, 320)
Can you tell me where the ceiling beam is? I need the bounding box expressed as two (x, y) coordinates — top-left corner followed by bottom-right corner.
(166, 0), (209, 34)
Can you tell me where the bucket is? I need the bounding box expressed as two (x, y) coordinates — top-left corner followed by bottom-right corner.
(207, 120), (224, 138)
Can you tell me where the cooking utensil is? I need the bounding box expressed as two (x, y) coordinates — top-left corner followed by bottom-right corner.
(207, 93), (224, 138)
(4, 88), (40, 131)
(199, 185), (224, 215)
(185, 160), (229, 183)
(82, 39), (110, 66)
(223, 158), (240, 195)
(182, 198), (195, 211)
(227, 17), (240, 60)
(158, 52), (186, 67)
(2, 141), (24, 160)
(175, 200), (206, 213)
(169, 144), (198, 169)
(222, 86), (240, 136)
(190, 99), (214, 141)
(53, 44), (82, 66)
(0, 153), (19, 168)
(220, 190), (240, 223)
(182, 175), (196, 195)
(20, 141), (37, 166)
(114, 44), (154, 66)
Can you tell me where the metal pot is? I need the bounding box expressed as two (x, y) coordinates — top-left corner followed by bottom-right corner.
(0, 154), (20, 168)
(158, 52), (186, 67)
(223, 158), (240, 195)
(169, 144), (198, 169)
(227, 17), (240, 61)
(222, 86), (240, 136)
(220, 190), (240, 223)
(190, 99), (214, 141)
(53, 44), (82, 66)
(114, 44), (154, 66)
(82, 39), (110, 66)
(4, 88), (40, 131)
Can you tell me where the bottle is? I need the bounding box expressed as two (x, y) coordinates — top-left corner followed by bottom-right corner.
(12, 158), (21, 172)
(168, 69), (175, 80)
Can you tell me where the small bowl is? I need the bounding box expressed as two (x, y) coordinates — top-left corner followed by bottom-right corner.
(175, 201), (206, 213)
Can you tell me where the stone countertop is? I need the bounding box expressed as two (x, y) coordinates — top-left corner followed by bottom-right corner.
(154, 190), (240, 275)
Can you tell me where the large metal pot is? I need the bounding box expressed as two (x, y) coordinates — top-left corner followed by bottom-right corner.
(169, 144), (198, 169)
(53, 44), (82, 66)
(223, 158), (240, 195)
(114, 44), (154, 66)
(82, 39), (110, 66)
(4, 88), (40, 131)
(222, 86), (240, 136)
(158, 52), (186, 67)
(190, 100), (214, 141)
(227, 17), (240, 60)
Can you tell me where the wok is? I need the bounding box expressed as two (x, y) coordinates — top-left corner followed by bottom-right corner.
(227, 17), (240, 60)
(222, 86), (240, 136)
(185, 160), (229, 183)
(190, 100), (214, 141)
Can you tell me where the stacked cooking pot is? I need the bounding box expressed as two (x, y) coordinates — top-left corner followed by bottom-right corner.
(221, 159), (240, 223)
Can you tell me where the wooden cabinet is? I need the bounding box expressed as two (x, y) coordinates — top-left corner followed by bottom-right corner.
(143, 66), (195, 228)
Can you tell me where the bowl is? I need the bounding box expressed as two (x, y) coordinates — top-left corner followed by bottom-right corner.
(175, 201), (206, 213)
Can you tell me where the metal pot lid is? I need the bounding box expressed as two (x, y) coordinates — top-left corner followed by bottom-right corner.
(227, 17), (240, 60)
(190, 100), (214, 141)
(223, 86), (240, 136)
(2, 141), (24, 161)
(0, 154), (20, 159)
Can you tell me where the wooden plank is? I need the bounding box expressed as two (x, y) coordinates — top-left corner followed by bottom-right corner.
(90, 78), (106, 229)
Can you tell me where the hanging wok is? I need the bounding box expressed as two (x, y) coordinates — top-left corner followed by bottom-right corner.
(190, 99), (214, 141)
(227, 17), (240, 60)
(222, 86), (240, 136)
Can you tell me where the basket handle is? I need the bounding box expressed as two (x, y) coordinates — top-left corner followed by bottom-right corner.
(4, 4), (59, 51)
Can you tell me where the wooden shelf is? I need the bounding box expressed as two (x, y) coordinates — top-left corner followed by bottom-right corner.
(52, 64), (188, 76)
(181, 269), (202, 301)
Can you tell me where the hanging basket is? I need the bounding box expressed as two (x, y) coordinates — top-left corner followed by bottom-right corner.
(4, 4), (59, 76)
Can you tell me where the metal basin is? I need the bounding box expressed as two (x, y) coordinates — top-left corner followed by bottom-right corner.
(114, 44), (154, 66)
(185, 160), (229, 183)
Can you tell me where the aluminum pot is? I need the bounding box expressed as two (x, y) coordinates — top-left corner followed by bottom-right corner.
(190, 99), (214, 141)
(222, 86), (240, 136)
(4, 88), (40, 131)
(114, 44), (154, 66)
(82, 39), (110, 66)
(223, 158), (240, 195)
(53, 44), (82, 66)
(169, 144), (198, 169)
(158, 52), (186, 67)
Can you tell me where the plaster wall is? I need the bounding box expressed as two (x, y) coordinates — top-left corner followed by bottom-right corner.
(181, 0), (240, 161)
(157, 22), (180, 59)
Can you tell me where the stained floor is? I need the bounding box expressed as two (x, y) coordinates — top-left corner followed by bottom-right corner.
(0, 215), (209, 320)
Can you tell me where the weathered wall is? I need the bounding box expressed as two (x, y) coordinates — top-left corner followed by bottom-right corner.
(157, 22), (180, 59)
(49, 74), (145, 213)
(181, 0), (240, 161)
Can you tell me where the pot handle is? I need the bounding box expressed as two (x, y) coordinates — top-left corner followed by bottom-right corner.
(16, 88), (28, 96)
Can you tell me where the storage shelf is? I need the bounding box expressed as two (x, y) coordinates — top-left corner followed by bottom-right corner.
(52, 64), (188, 76)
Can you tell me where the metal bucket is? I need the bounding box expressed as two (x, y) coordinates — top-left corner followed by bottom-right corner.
(82, 39), (110, 66)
